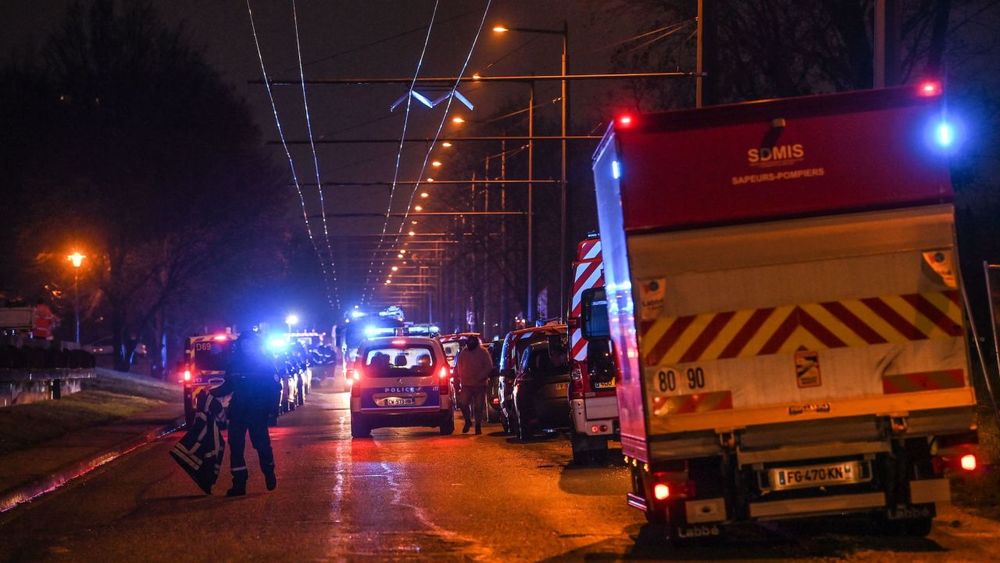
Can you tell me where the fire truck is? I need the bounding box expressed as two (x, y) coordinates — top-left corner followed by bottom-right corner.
(567, 234), (620, 462)
(181, 332), (237, 425)
(593, 82), (980, 543)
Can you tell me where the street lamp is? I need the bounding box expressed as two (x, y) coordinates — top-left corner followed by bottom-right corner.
(493, 21), (569, 321)
(285, 313), (299, 334)
(66, 252), (86, 345)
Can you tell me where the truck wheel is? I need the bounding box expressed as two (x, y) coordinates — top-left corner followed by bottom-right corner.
(571, 433), (590, 464)
(351, 415), (370, 438)
(440, 412), (455, 435)
(183, 391), (194, 426)
(876, 513), (934, 537)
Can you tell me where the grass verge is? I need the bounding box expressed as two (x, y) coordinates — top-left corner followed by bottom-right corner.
(0, 371), (179, 456)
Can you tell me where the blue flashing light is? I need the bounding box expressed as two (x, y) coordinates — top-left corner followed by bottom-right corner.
(351, 310), (366, 319)
(363, 325), (379, 337)
(266, 335), (289, 353)
(934, 121), (955, 148)
(611, 160), (621, 179)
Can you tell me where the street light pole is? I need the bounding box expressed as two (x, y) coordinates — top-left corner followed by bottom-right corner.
(67, 252), (86, 346)
(559, 20), (569, 322)
(73, 270), (80, 345)
(528, 82), (535, 323)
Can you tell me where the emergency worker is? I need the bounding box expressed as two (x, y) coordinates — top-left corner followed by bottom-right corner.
(210, 331), (280, 496)
(454, 335), (493, 434)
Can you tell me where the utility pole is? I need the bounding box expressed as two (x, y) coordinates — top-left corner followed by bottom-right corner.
(527, 82), (535, 322)
(559, 20), (569, 322)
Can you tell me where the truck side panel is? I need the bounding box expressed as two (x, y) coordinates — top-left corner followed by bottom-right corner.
(629, 205), (973, 438)
(593, 131), (648, 458)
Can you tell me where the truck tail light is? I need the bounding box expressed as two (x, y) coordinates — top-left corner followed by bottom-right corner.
(960, 454), (977, 471)
(650, 471), (695, 504)
(183, 370), (192, 382)
(653, 483), (670, 500)
(570, 365), (585, 397)
(917, 79), (943, 97)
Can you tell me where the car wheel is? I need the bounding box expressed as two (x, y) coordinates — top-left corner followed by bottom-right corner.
(351, 414), (370, 438)
(486, 397), (500, 423)
(440, 411), (455, 435)
(516, 407), (530, 442)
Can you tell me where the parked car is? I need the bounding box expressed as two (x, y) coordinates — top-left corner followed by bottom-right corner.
(496, 322), (567, 433)
(349, 336), (455, 438)
(511, 340), (572, 441)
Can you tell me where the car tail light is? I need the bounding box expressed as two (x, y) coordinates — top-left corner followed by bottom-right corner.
(617, 114), (634, 127)
(183, 370), (192, 382)
(438, 366), (450, 379)
(352, 369), (361, 381)
(960, 454), (977, 471)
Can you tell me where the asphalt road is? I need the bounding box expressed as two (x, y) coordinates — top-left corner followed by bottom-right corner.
(2, 386), (999, 562)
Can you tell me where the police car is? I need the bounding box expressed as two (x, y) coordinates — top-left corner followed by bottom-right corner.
(349, 336), (455, 438)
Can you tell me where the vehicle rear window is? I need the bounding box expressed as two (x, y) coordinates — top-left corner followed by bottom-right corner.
(192, 341), (231, 371)
(363, 345), (436, 378)
(442, 341), (463, 358)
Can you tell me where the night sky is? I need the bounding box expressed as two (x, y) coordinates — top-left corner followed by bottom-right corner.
(0, 0), (678, 326)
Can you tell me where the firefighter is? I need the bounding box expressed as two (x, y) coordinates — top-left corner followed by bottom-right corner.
(210, 331), (280, 496)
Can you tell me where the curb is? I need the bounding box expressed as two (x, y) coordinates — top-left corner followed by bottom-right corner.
(0, 416), (186, 514)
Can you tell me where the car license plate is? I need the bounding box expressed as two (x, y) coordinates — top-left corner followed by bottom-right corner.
(593, 380), (616, 389)
(769, 461), (864, 491)
(382, 397), (416, 407)
(556, 383), (569, 393)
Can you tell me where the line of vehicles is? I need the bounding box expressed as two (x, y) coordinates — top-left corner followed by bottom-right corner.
(344, 80), (990, 545)
(179, 329), (338, 426)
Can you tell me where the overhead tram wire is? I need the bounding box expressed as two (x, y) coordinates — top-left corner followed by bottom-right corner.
(246, 0), (337, 309)
(292, 0), (339, 310)
(363, 0), (442, 306)
(376, 0), (494, 303)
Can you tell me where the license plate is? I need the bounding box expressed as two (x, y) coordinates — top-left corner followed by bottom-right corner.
(556, 383), (569, 392)
(382, 397), (416, 407)
(769, 461), (865, 491)
(593, 380), (616, 389)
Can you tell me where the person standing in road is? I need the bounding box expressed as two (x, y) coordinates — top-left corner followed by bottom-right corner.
(454, 335), (493, 435)
(210, 331), (281, 496)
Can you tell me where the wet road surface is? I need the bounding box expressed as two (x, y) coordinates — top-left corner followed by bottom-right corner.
(2, 386), (999, 561)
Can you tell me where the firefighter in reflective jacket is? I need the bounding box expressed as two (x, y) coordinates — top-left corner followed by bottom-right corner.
(210, 331), (280, 497)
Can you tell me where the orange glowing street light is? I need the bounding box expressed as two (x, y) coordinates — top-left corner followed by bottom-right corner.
(441, 142), (453, 148)
(451, 116), (465, 125)
(67, 252), (86, 268)
(414, 205), (423, 212)
(66, 251), (86, 345)
(431, 160), (443, 168)
(492, 25), (509, 33)
(420, 192), (429, 198)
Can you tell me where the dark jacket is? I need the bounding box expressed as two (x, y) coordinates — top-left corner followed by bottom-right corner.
(211, 334), (280, 423)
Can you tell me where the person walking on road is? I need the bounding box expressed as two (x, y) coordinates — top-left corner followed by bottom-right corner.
(210, 331), (281, 496)
(454, 335), (493, 435)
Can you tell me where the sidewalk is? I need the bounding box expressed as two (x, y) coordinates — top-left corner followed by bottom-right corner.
(0, 371), (185, 513)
